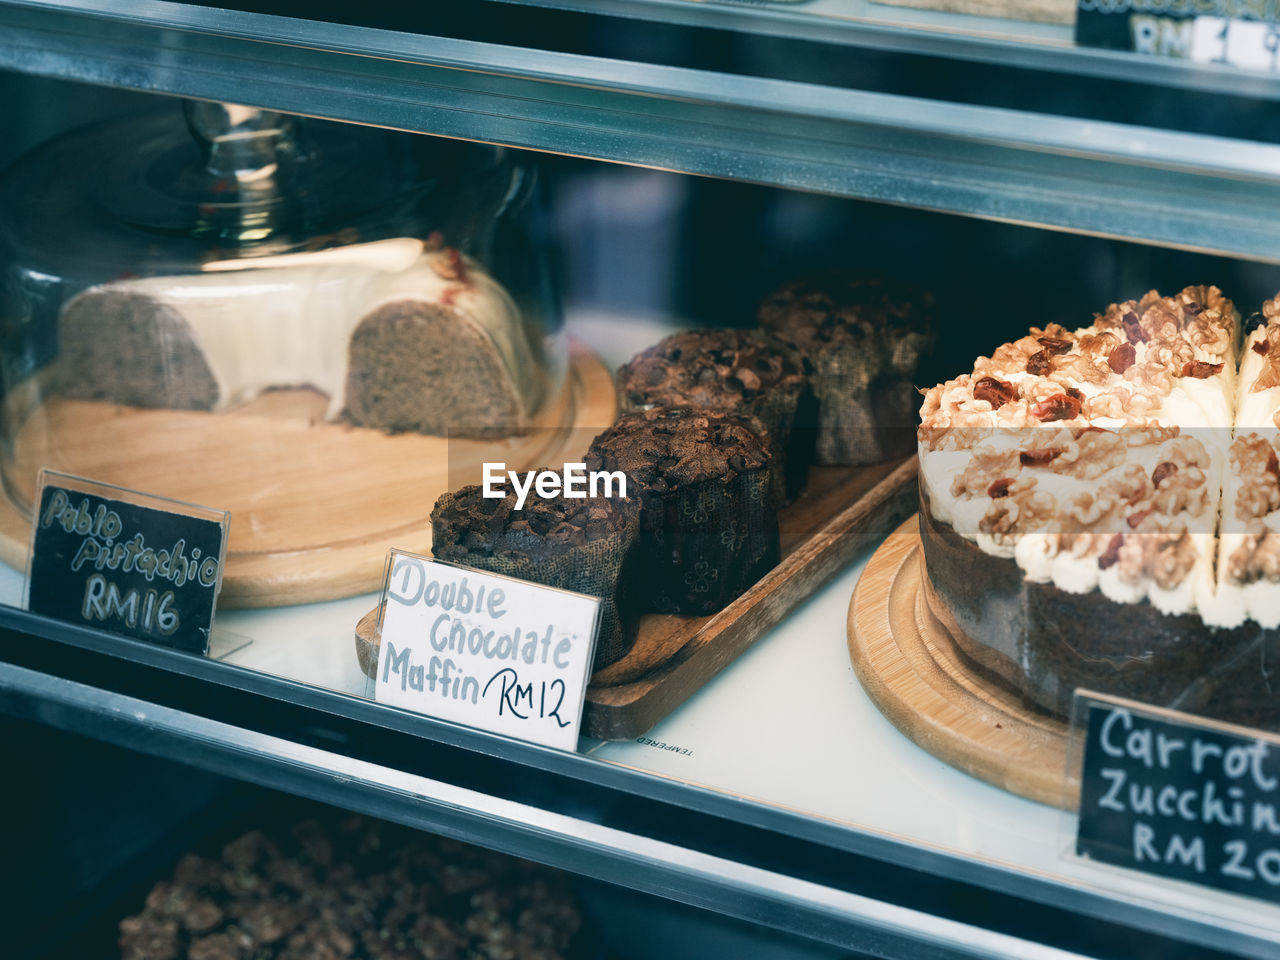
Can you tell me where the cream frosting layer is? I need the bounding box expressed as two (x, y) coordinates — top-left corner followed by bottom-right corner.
(1217, 315), (1280, 628)
(919, 285), (1257, 628)
(63, 238), (540, 424)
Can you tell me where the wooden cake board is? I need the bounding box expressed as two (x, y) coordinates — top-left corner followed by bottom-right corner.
(0, 340), (616, 608)
(847, 516), (1077, 810)
(356, 456), (921, 740)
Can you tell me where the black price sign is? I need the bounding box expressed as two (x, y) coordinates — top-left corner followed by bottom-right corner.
(1076, 695), (1280, 903)
(26, 474), (229, 655)
(1077, 0), (1280, 72)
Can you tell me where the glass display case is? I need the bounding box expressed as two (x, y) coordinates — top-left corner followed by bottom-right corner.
(3, 2), (1280, 958)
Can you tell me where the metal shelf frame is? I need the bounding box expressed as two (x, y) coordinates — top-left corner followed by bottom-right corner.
(3, 0), (1280, 263)
(1, 605), (1276, 960)
(494, 0), (1280, 99)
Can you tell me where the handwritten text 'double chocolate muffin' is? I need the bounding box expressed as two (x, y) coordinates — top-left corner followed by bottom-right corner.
(430, 479), (640, 668)
(758, 275), (934, 465)
(586, 406), (780, 615)
(617, 329), (810, 502)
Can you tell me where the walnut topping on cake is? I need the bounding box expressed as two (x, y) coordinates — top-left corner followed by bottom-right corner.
(951, 444), (1021, 498)
(1125, 361), (1175, 397)
(1228, 528), (1280, 584)
(979, 480), (1056, 544)
(1251, 325), (1280, 393)
(1231, 434), (1280, 521)
(1055, 353), (1112, 385)
(1055, 428), (1127, 478)
(919, 284), (1245, 612)
(1150, 465), (1208, 517)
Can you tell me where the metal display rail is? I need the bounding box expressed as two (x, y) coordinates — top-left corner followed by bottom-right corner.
(2, 0), (1280, 262)
(0, 605), (1270, 960)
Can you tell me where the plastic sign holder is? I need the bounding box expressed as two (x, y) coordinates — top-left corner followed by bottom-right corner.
(24, 470), (230, 655)
(1067, 690), (1280, 905)
(371, 549), (602, 751)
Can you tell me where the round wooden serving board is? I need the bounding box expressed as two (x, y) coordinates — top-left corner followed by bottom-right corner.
(0, 340), (616, 608)
(847, 516), (1076, 810)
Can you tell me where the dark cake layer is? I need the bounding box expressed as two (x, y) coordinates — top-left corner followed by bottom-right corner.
(431, 481), (638, 558)
(618, 329), (806, 414)
(617, 328), (809, 501)
(918, 492), (1277, 727)
(587, 406), (779, 615)
(758, 275), (932, 466)
(431, 479), (640, 666)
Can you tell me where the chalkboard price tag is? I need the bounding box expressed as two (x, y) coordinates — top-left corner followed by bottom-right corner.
(25, 471), (229, 655)
(372, 550), (601, 751)
(1074, 692), (1280, 903)
(1076, 0), (1280, 72)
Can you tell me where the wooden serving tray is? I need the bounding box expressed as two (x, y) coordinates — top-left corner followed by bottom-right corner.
(356, 456), (919, 740)
(0, 341), (616, 608)
(847, 516), (1075, 809)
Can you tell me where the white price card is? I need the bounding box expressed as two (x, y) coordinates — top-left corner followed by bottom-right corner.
(372, 550), (601, 751)
(1192, 16), (1280, 72)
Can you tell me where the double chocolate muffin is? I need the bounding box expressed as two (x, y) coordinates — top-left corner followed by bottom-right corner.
(758, 274), (934, 465)
(430, 479), (641, 667)
(617, 329), (810, 500)
(586, 406), (780, 615)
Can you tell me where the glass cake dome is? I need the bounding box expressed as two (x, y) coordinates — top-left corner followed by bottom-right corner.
(0, 100), (576, 606)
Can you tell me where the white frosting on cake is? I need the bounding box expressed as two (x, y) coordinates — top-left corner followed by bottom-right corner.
(65, 238), (539, 423)
(1216, 320), (1280, 628)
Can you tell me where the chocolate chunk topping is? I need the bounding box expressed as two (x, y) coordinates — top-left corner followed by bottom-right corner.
(1122, 310), (1149, 343)
(987, 478), (1014, 498)
(1108, 342), (1136, 374)
(1098, 533), (1123, 570)
(1181, 360), (1224, 379)
(1127, 507), (1154, 529)
(973, 376), (1017, 409)
(618, 329), (806, 412)
(1037, 336), (1072, 355)
(1020, 448), (1063, 466)
(431, 474), (638, 560)
(1031, 393), (1082, 422)
(1025, 350), (1054, 377)
(1152, 461), (1178, 489)
(1255, 340), (1270, 357)
(756, 274), (934, 356)
(586, 406), (771, 490)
